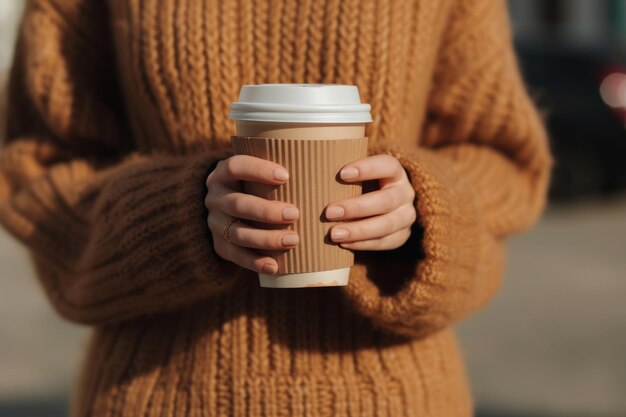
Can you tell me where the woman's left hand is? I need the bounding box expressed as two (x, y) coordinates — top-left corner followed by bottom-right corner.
(325, 155), (417, 250)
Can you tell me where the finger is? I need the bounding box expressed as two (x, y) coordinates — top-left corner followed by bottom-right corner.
(208, 154), (290, 188)
(205, 185), (299, 224)
(213, 234), (280, 274)
(329, 204), (416, 242)
(338, 227), (412, 251)
(338, 154), (405, 186)
(227, 220), (300, 250)
(325, 184), (412, 220)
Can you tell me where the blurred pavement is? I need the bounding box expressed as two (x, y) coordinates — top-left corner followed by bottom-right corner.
(1, 197), (626, 417)
(458, 197), (626, 416)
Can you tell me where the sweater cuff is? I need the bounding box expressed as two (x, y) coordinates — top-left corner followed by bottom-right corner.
(80, 149), (241, 320)
(171, 151), (240, 293)
(339, 142), (486, 338)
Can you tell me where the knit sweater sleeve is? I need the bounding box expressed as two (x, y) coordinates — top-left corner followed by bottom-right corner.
(340, 0), (553, 338)
(0, 1), (239, 325)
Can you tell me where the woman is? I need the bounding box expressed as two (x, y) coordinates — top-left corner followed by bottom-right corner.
(0, 0), (551, 416)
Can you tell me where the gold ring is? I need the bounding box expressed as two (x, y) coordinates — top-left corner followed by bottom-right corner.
(223, 218), (241, 244)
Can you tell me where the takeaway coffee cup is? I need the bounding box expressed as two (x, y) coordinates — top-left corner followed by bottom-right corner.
(229, 84), (372, 288)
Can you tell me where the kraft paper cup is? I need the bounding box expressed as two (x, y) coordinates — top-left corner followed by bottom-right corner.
(229, 84), (372, 288)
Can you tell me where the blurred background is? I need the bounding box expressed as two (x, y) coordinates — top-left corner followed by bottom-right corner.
(1, 0), (625, 416)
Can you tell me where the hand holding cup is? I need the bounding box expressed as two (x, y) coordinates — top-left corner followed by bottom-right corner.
(204, 155), (300, 275)
(326, 154), (417, 250)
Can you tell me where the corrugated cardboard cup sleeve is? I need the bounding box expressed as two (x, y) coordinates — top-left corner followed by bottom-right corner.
(230, 136), (369, 274)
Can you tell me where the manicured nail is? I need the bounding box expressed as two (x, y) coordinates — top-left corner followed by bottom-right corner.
(274, 168), (289, 181)
(282, 234), (299, 246)
(282, 207), (299, 220)
(340, 167), (359, 180)
(262, 263), (278, 274)
(326, 206), (345, 219)
(331, 228), (349, 241)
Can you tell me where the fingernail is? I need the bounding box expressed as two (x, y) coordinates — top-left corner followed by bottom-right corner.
(331, 228), (349, 241)
(274, 168), (289, 181)
(282, 234), (299, 246)
(262, 263), (278, 274)
(340, 167), (359, 180)
(326, 206), (344, 219)
(282, 207), (299, 220)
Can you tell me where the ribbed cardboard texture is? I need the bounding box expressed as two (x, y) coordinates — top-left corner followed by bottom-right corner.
(231, 136), (369, 274)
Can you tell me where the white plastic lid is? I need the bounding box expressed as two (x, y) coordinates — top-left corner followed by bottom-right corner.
(229, 84), (372, 123)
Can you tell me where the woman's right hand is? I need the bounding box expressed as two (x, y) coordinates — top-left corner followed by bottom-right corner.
(204, 155), (300, 275)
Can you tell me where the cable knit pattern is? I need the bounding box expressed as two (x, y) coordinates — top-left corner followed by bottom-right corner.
(0, 0), (552, 416)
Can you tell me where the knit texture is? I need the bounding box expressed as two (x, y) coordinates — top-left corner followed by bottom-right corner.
(0, 0), (552, 416)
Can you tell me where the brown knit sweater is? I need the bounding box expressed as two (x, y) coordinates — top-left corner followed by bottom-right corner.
(0, 0), (552, 416)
